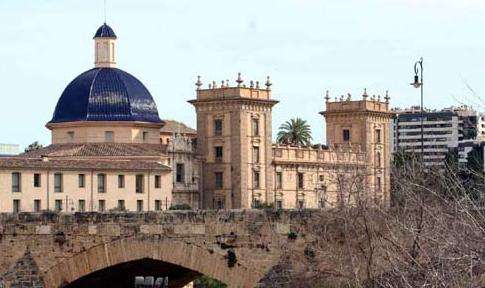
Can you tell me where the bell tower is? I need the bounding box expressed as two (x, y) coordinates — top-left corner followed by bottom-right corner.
(321, 90), (394, 206)
(94, 23), (117, 68)
(189, 74), (278, 209)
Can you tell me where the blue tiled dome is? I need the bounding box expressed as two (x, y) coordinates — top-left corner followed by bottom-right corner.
(94, 23), (117, 39)
(49, 68), (162, 124)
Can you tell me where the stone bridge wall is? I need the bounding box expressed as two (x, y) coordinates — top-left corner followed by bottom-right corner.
(0, 210), (323, 288)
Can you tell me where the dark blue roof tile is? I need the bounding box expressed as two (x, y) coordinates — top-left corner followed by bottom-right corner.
(94, 23), (117, 39)
(49, 68), (162, 124)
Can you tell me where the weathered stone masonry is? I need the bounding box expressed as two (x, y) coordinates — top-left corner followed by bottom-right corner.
(0, 211), (326, 288)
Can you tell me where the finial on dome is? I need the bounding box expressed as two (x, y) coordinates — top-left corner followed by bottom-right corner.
(362, 88), (368, 100)
(265, 76), (272, 90)
(236, 73), (243, 87)
(195, 76), (202, 90)
(325, 90), (330, 102)
(384, 90), (390, 103)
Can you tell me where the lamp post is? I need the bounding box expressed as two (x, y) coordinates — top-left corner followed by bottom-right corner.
(411, 58), (424, 160)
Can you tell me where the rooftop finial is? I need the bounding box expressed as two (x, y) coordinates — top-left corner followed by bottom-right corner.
(362, 88), (368, 100)
(340, 95), (344, 101)
(256, 81), (260, 89)
(221, 80), (225, 88)
(250, 80), (254, 88)
(212, 81), (216, 89)
(384, 90), (390, 103)
(346, 93), (352, 101)
(236, 73), (243, 87)
(195, 76), (202, 90)
(265, 76), (272, 90)
(324, 90), (330, 102)
(377, 94), (381, 102)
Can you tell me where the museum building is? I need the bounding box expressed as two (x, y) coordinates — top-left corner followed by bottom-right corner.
(0, 23), (392, 212)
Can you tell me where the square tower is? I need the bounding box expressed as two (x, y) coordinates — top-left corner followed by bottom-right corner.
(321, 91), (394, 205)
(189, 76), (278, 209)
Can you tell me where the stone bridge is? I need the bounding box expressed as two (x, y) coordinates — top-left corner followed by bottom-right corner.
(0, 210), (324, 288)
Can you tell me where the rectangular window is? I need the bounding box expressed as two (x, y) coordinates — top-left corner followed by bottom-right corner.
(98, 200), (105, 212)
(78, 174), (85, 188)
(215, 172), (223, 189)
(343, 129), (350, 142)
(33, 173), (41, 188)
(136, 174), (144, 193)
(118, 175), (125, 188)
(276, 172), (283, 189)
(319, 198), (325, 208)
(215, 146), (223, 162)
(67, 131), (75, 142)
(298, 200), (305, 209)
(155, 200), (161, 211)
(319, 175), (325, 182)
(214, 119), (223, 136)
(142, 131), (149, 142)
(78, 200), (85, 212)
(34, 199), (41, 212)
(253, 146), (260, 163)
(276, 200), (283, 209)
(297, 173), (304, 189)
(376, 129), (382, 143)
(252, 118), (259, 136)
(137, 200), (143, 212)
(376, 177), (382, 192)
(13, 200), (20, 213)
(118, 200), (125, 210)
(105, 131), (114, 142)
(55, 200), (62, 212)
(12, 172), (21, 192)
(176, 164), (185, 183)
(98, 174), (106, 193)
(54, 173), (63, 193)
(155, 175), (161, 188)
(253, 171), (260, 188)
(216, 199), (224, 210)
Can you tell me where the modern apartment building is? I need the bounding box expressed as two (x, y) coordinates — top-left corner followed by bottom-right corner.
(392, 106), (485, 166)
(0, 144), (19, 156)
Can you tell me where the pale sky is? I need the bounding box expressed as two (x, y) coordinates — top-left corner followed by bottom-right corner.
(1, 0), (485, 149)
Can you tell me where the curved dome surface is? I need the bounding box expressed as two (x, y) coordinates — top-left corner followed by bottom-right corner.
(94, 23), (117, 38)
(49, 68), (162, 124)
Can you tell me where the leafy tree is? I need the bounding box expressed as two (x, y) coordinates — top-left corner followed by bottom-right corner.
(24, 141), (43, 153)
(276, 118), (312, 146)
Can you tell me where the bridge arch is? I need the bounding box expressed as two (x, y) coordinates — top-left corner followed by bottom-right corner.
(40, 237), (265, 288)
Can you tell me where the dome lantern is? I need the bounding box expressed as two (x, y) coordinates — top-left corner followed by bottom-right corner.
(94, 23), (117, 68)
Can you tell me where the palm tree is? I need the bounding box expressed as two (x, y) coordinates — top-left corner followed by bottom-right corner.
(276, 118), (312, 146)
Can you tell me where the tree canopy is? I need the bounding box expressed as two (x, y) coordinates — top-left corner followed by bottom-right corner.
(276, 118), (312, 146)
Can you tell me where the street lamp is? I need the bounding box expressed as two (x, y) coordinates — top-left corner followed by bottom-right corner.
(411, 57), (424, 160)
